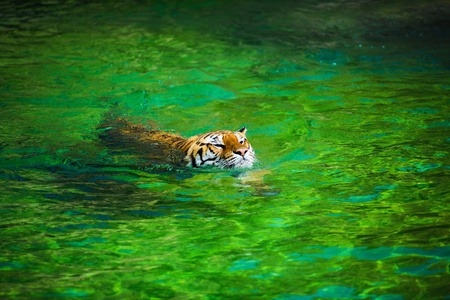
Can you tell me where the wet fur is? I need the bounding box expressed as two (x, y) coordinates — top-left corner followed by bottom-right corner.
(98, 118), (255, 168)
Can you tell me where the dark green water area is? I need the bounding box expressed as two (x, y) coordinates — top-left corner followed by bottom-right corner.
(1, 0), (449, 299)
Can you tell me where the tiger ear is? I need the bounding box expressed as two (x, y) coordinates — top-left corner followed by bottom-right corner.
(238, 127), (247, 134)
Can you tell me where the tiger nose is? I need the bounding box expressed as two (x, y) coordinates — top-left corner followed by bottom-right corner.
(233, 148), (248, 157)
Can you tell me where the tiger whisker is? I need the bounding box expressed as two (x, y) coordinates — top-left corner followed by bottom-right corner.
(101, 119), (256, 169)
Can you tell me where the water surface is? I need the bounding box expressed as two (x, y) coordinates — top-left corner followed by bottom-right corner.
(1, 0), (449, 299)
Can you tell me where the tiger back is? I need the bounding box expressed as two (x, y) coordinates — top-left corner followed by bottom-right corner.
(98, 118), (256, 169)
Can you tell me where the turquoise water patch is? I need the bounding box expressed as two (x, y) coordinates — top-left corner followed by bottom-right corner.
(358, 55), (383, 62)
(427, 121), (450, 127)
(115, 83), (235, 109)
(250, 273), (280, 279)
(398, 163), (440, 172)
(279, 291), (405, 300)
(137, 182), (168, 188)
(404, 107), (440, 114)
(414, 163), (440, 172)
(44, 289), (89, 298)
(165, 83), (236, 101)
(64, 237), (107, 247)
(111, 90), (151, 110)
(374, 185), (398, 190)
(278, 149), (316, 163)
(327, 213), (351, 217)
(118, 249), (135, 254)
(331, 194), (379, 203)
(267, 218), (288, 227)
(358, 98), (377, 103)
(300, 72), (336, 81)
(289, 246), (450, 263)
(229, 259), (260, 271)
(395, 264), (445, 276)
(276, 285), (378, 300)
(63, 210), (83, 216)
(0, 262), (28, 270)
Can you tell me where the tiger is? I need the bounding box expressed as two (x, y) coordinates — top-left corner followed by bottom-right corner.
(98, 117), (256, 169)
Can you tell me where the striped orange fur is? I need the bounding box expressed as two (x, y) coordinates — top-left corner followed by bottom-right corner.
(99, 118), (255, 168)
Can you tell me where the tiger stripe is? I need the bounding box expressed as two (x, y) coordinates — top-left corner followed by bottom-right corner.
(99, 118), (256, 168)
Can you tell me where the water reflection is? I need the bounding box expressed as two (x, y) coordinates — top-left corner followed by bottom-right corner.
(0, 0), (449, 299)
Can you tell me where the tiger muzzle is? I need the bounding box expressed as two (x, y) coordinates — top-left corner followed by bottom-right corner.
(233, 148), (248, 157)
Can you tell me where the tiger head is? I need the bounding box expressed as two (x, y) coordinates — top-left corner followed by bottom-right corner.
(185, 127), (256, 168)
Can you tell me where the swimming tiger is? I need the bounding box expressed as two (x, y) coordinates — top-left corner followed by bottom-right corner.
(98, 117), (256, 169)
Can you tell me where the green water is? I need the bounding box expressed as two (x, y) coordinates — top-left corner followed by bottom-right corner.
(1, 0), (449, 299)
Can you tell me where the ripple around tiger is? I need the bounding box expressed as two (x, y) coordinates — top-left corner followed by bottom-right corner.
(98, 117), (256, 169)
